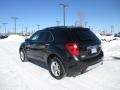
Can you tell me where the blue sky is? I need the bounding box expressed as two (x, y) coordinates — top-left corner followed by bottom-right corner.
(0, 0), (120, 33)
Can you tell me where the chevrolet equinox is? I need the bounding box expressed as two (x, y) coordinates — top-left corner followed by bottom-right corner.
(19, 26), (104, 79)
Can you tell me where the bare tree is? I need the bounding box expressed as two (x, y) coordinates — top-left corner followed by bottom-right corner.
(84, 21), (88, 28)
(111, 25), (114, 35)
(56, 20), (60, 26)
(74, 21), (78, 26)
(77, 12), (86, 27)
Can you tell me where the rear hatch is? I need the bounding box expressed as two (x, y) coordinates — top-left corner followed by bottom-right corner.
(69, 28), (101, 60)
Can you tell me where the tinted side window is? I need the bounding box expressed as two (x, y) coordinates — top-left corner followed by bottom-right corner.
(53, 30), (71, 42)
(30, 31), (40, 41)
(38, 32), (53, 42)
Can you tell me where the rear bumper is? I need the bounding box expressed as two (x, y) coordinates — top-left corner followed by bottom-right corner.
(65, 50), (104, 76)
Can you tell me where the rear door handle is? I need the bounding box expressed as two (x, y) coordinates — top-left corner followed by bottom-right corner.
(26, 44), (31, 47)
(45, 44), (49, 48)
(45, 44), (49, 46)
(26, 45), (30, 50)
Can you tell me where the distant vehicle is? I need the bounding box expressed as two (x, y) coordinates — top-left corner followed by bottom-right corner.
(22, 33), (30, 36)
(19, 26), (104, 79)
(114, 34), (120, 37)
(0, 34), (8, 39)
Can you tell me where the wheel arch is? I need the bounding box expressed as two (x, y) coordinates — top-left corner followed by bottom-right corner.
(47, 53), (66, 69)
(47, 53), (67, 79)
(19, 43), (25, 53)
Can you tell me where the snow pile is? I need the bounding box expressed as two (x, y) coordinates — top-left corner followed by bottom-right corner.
(95, 33), (118, 42)
(0, 35), (26, 42)
(102, 35), (113, 40)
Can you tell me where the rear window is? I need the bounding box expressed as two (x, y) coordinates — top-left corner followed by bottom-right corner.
(52, 28), (100, 44)
(70, 28), (100, 44)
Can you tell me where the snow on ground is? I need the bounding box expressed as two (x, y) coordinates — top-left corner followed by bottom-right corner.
(0, 35), (26, 42)
(0, 35), (120, 90)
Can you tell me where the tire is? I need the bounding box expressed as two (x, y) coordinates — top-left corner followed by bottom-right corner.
(48, 57), (66, 80)
(20, 49), (28, 62)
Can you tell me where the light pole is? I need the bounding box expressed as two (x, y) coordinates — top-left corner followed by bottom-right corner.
(56, 20), (60, 26)
(59, 3), (68, 26)
(37, 25), (40, 30)
(111, 25), (114, 35)
(2, 23), (8, 34)
(11, 17), (18, 34)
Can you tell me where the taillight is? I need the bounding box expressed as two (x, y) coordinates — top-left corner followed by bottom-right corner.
(65, 43), (80, 56)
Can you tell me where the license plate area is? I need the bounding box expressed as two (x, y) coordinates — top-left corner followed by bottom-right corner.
(87, 46), (97, 54)
(91, 48), (97, 54)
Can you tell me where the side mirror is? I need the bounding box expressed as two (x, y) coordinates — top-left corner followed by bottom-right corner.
(25, 38), (30, 42)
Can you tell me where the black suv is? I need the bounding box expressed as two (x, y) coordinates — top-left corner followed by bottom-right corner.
(19, 26), (103, 79)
